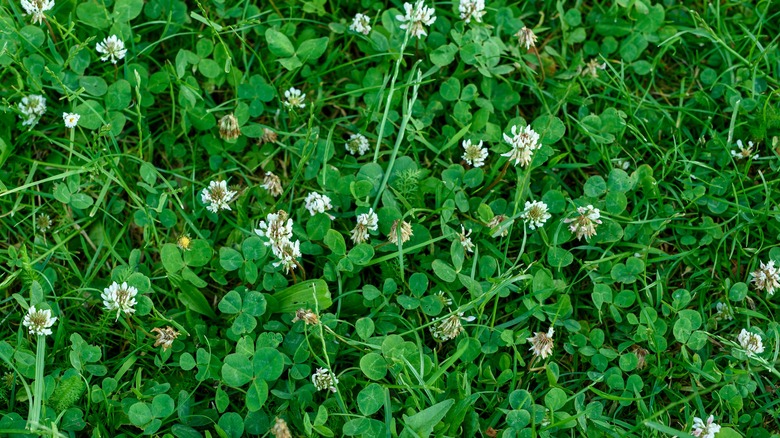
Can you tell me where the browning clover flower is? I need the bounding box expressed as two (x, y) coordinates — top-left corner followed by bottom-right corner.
(346, 133), (371, 156)
(396, 0), (436, 39)
(349, 13), (372, 35)
(563, 205), (602, 241)
(502, 125), (541, 167)
(96, 35), (127, 64)
(750, 260), (780, 296)
(218, 113), (241, 141)
(176, 233), (192, 251)
(691, 415), (721, 438)
(737, 328), (764, 355)
(462, 139), (488, 167)
(388, 219), (413, 245)
(714, 302), (733, 321)
(515, 27), (538, 50)
(261, 128), (278, 144)
(430, 311), (475, 342)
(527, 326), (554, 359)
(201, 180), (237, 213)
(292, 308), (320, 325)
(487, 214), (509, 237)
(151, 326), (180, 351)
(262, 171), (283, 197)
(731, 139), (759, 160)
(23, 305), (57, 336)
(351, 208), (379, 244)
(312, 367), (338, 393)
(271, 417), (292, 438)
(581, 58), (606, 78)
(520, 200), (551, 230)
(102, 281), (138, 320)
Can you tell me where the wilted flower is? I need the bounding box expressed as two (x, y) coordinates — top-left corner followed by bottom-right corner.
(63, 112), (80, 128)
(459, 0), (485, 24)
(563, 205), (602, 241)
(459, 225), (474, 253)
(36, 214), (52, 232)
(23, 305), (57, 336)
(691, 415), (721, 438)
(176, 234), (192, 251)
(346, 133), (371, 156)
(96, 35), (127, 64)
(435, 291), (452, 307)
(21, 0), (55, 24)
(271, 417), (292, 438)
(351, 208), (379, 244)
(261, 128), (278, 144)
(312, 367), (338, 393)
(283, 87), (306, 109)
(430, 311), (475, 341)
(527, 327), (554, 359)
(462, 139), (488, 167)
(255, 211), (301, 274)
(396, 0), (437, 39)
(218, 114), (240, 141)
(388, 219), (413, 245)
(201, 180), (237, 213)
(18, 94), (47, 127)
(487, 214), (509, 237)
(582, 58), (606, 78)
(521, 200), (551, 230)
(292, 308), (320, 325)
(262, 172), (283, 197)
(631, 345), (649, 369)
(349, 13), (372, 35)
(750, 260), (780, 296)
(502, 125), (541, 167)
(151, 326), (180, 351)
(102, 281), (138, 320)
(715, 302), (733, 321)
(731, 139), (759, 160)
(304, 192), (333, 216)
(516, 27), (538, 50)
(737, 328), (764, 355)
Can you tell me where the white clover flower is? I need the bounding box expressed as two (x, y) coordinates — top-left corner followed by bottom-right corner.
(22, 305), (57, 336)
(201, 180), (237, 213)
(218, 113), (240, 141)
(312, 367), (338, 393)
(21, 0), (54, 25)
(488, 214), (509, 237)
(435, 291), (452, 307)
(262, 172), (283, 197)
(715, 302), (733, 321)
(283, 87), (306, 109)
(304, 192), (333, 216)
(501, 125), (541, 167)
(271, 417), (292, 438)
(349, 13), (372, 35)
(462, 139), (488, 167)
(430, 311), (475, 342)
(750, 260), (780, 296)
(691, 415), (721, 438)
(388, 219), (413, 245)
(255, 210), (301, 274)
(18, 94), (47, 128)
(459, 225), (474, 253)
(396, 0), (437, 39)
(515, 27), (538, 50)
(527, 326), (554, 359)
(151, 326), (180, 351)
(731, 139), (759, 160)
(563, 205), (602, 241)
(582, 58), (606, 78)
(63, 112), (80, 128)
(521, 200), (551, 230)
(346, 133), (371, 156)
(101, 281), (138, 320)
(96, 35), (127, 64)
(737, 328), (764, 355)
(37, 214), (52, 232)
(351, 208), (379, 244)
(458, 0), (485, 24)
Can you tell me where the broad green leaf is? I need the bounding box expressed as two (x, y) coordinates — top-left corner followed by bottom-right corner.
(265, 29), (295, 58)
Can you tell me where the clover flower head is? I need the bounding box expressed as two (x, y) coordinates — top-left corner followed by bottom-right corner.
(582, 58), (606, 78)
(21, 0), (54, 25)
(459, 0), (485, 24)
(23, 305), (57, 336)
(462, 139), (488, 167)
(201, 180), (237, 213)
(151, 326), (180, 351)
(63, 112), (80, 128)
(732, 139), (759, 160)
(304, 192), (333, 216)
(101, 281), (138, 320)
(271, 417), (292, 438)
(312, 367), (338, 393)
(176, 233), (192, 251)
(351, 208), (379, 244)
(18, 94), (47, 128)
(262, 171), (283, 197)
(750, 260), (780, 296)
(459, 225), (474, 253)
(396, 0), (437, 39)
(521, 200), (551, 230)
(261, 128), (278, 144)
(563, 205), (602, 241)
(515, 27), (538, 50)
(96, 35), (127, 64)
(388, 219), (413, 245)
(737, 328), (764, 355)
(283, 87), (306, 109)
(350, 13), (372, 35)
(430, 311), (474, 342)
(691, 415), (721, 438)
(527, 326), (554, 359)
(292, 308), (320, 325)
(219, 113), (241, 141)
(715, 302), (733, 321)
(346, 133), (371, 156)
(501, 125), (541, 167)
(37, 214), (52, 232)
(255, 211), (301, 274)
